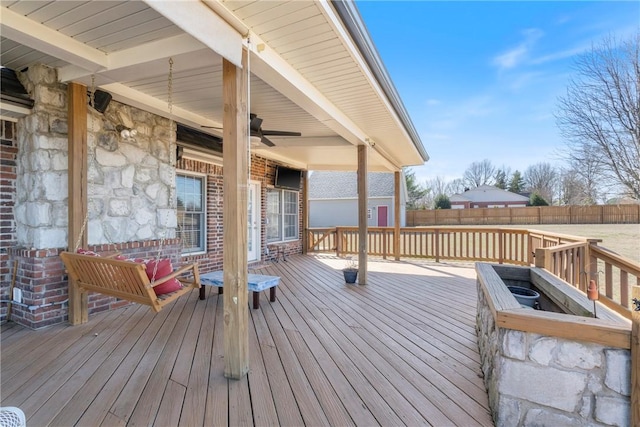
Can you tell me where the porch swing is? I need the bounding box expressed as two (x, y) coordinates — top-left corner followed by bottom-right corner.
(60, 59), (200, 313)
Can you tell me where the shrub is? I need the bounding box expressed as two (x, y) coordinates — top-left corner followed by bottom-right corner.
(530, 193), (549, 206)
(434, 194), (451, 209)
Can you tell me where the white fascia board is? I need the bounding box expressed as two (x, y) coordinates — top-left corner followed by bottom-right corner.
(59, 34), (206, 82)
(0, 6), (107, 72)
(247, 34), (369, 148)
(315, 0), (423, 162)
(143, 0), (242, 68)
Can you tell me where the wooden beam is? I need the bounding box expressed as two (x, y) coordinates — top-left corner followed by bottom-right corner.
(394, 171), (401, 261)
(632, 285), (640, 426)
(67, 83), (88, 325)
(302, 171), (309, 255)
(222, 48), (249, 379)
(357, 145), (368, 285)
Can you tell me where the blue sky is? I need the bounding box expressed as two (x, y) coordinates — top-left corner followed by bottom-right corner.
(357, 1), (639, 185)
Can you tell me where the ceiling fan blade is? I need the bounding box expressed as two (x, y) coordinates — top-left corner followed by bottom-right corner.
(261, 136), (276, 147)
(201, 125), (223, 129)
(261, 130), (302, 136)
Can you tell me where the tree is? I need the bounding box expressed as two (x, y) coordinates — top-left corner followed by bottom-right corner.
(434, 194), (451, 209)
(508, 170), (525, 193)
(530, 193), (549, 206)
(405, 169), (428, 209)
(524, 163), (558, 204)
(463, 159), (496, 188)
(494, 168), (510, 190)
(556, 33), (640, 200)
(448, 178), (467, 195)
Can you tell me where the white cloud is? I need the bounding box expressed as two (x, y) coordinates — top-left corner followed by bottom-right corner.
(493, 28), (544, 70)
(425, 99), (441, 106)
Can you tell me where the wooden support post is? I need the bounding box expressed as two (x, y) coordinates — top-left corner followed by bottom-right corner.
(632, 285), (640, 426)
(67, 82), (88, 325)
(357, 145), (368, 285)
(302, 171), (309, 255)
(222, 48), (249, 379)
(394, 171), (401, 261)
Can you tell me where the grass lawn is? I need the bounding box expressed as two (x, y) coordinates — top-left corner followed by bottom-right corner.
(500, 224), (640, 264)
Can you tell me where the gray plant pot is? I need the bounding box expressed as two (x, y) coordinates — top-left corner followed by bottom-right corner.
(343, 269), (358, 284)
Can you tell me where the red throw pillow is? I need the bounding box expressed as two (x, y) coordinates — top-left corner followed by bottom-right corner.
(145, 259), (182, 295)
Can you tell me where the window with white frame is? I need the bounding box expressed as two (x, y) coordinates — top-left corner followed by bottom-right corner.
(267, 188), (299, 243)
(176, 173), (206, 254)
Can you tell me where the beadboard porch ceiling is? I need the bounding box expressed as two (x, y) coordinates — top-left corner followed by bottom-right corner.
(0, 0), (428, 172)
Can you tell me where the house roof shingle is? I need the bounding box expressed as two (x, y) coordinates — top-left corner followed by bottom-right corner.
(451, 185), (529, 203)
(308, 171), (395, 199)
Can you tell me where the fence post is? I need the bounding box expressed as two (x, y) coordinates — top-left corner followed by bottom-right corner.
(632, 287), (640, 427)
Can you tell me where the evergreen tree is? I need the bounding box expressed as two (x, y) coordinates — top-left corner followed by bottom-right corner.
(508, 170), (525, 193)
(494, 169), (507, 189)
(434, 194), (451, 209)
(405, 169), (428, 209)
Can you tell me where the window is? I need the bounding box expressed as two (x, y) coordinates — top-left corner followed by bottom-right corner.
(176, 173), (206, 254)
(267, 188), (298, 243)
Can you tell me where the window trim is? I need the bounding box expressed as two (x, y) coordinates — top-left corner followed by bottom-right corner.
(176, 170), (207, 256)
(266, 188), (300, 244)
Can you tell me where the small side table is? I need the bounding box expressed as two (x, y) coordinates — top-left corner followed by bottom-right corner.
(199, 271), (280, 309)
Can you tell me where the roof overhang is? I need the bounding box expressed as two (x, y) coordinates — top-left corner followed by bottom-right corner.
(0, 0), (428, 171)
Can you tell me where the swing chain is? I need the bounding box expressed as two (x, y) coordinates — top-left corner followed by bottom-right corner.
(150, 57), (176, 284)
(73, 75), (98, 252)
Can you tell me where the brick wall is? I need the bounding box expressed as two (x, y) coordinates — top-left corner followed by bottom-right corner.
(1, 120), (17, 323)
(178, 155), (305, 273)
(5, 240), (182, 328)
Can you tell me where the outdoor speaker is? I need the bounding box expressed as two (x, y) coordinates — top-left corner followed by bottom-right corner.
(87, 89), (112, 113)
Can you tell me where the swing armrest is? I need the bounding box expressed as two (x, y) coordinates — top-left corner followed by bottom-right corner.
(103, 252), (122, 259)
(149, 262), (200, 288)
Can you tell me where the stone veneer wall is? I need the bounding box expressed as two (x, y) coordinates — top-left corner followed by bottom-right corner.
(3, 64), (182, 328)
(4, 63), (305, 328)
(477, 281), (631, 427)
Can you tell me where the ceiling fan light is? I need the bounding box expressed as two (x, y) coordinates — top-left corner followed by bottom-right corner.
(250, 135), (262, 146)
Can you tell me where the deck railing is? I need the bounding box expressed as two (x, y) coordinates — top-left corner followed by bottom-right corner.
(308, 225), (639, 422)
(307, 226), (638, 317)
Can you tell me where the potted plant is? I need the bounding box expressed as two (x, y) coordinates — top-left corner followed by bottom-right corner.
(342, 259), (358, 284)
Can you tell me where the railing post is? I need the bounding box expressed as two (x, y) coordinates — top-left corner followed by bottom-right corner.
(336, 227), (342, 257)
(498, 230), (504, 264)
(632, 287), (640, 427)
(534, 248), (547, 269)
(382, 229), (387, 260)
(435, 229), (440, 263)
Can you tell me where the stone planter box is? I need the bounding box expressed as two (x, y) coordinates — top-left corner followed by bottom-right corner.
(476, 263), (632, 426)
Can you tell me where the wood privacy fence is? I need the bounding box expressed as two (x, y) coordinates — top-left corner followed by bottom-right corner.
(406, 204), (640, 226)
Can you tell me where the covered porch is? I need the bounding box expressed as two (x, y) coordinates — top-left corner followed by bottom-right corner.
(0, 254), (492, 426)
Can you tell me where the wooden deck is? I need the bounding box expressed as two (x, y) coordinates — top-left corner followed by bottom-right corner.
(0, 254), (493, 426)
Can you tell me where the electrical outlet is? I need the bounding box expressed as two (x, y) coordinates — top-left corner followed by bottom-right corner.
(12, 288), (22, 304)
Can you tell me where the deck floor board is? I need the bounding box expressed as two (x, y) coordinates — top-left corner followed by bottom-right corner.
(0, 254), (493, 426)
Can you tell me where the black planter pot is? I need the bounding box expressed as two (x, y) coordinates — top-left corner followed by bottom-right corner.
(343, 269), (358, 284)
